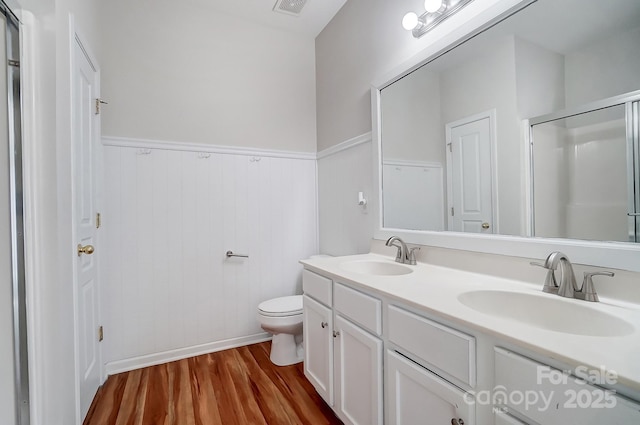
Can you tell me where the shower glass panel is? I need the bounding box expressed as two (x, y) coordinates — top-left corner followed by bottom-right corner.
(632, 101), (640, 242)
(0, 2), (28, 424)
(531, 104), (635, 242)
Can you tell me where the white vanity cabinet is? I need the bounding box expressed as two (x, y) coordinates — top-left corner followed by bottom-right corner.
(302, 271), (384, 425)
(494, 348), (640, 425)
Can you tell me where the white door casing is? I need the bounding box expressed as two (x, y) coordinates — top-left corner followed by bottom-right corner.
(446, 112), (496, 233)
(72, 34), (101, 420)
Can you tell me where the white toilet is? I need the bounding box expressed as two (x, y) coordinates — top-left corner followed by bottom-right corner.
(257, 295), (304, 366)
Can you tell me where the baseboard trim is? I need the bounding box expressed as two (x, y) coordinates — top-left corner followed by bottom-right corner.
(105, 333), (272, 376)
(316, 132), (372, 159)
(102, 135), (316, 161)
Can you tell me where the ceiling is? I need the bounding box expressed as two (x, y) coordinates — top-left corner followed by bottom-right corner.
(191, 0), (348, 39)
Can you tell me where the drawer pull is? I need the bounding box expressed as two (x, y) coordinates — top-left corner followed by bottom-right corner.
(333, 330), (340, 338)
(451, 419), (464, 425)
(321, 321), (328, 329)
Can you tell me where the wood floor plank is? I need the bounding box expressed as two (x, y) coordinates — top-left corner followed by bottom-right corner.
(141, 364), (169, 425)
(170, 359), (196, 425)
(189, 355), (223, 425)
(224, 349), (270, 425)
(83, 372), (128, 425)
(245, 343), (341, 425)
(115, 368), (145, 425)
(209, 350), (249, 425)
(84, 342), (342, 425)
(236, 345), (298, 425)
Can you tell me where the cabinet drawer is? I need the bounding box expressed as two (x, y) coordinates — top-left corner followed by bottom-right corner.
(494, 347), (640, 424)
(388, 305), (476, 387)
(334, 283), (382, 335)
(303, 269), (332, 306)
(494, 410), (528, 424)
(387, 350), (475, 425)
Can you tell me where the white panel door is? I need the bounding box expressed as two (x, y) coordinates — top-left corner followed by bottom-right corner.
(334, 314), (383, 425)
(447, 117), (493, 233)
(73, 38), (101, 419)
(303, 295), (334, 405)
(387, 350), (475, 425)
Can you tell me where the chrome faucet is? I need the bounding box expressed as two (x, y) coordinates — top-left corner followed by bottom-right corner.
(385, 236), (419, 265)
(531, 251), (615, 302)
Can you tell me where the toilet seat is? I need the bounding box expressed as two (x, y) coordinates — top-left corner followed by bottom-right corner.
(258, 295), (303, 317)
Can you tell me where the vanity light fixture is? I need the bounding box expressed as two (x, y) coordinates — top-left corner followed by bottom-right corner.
(402, 0), (474, 38)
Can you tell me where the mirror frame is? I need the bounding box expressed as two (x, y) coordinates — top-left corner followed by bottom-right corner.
(371, 0), (640, 272)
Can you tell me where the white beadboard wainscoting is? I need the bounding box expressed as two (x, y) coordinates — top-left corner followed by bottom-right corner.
(101, 137), (318, 374)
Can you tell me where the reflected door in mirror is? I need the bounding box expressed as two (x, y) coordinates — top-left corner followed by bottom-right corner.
(447, 116), (494, 233)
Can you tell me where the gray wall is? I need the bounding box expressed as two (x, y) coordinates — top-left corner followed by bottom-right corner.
(99, 0), (317, 152)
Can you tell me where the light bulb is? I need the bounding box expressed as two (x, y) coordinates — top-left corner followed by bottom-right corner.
(424, 0), (444, 13)
(402, 12), (419, 31)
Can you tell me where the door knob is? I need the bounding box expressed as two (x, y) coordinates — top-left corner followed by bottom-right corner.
(481, 222), (490, 229)
(77, 244), (95, 256)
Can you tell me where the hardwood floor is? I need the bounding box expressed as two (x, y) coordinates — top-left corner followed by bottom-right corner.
(84, 342), (342, 425)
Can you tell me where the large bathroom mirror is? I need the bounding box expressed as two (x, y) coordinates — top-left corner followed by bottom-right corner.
(378, 0), (640, 241)
(373, 0), (640, 271)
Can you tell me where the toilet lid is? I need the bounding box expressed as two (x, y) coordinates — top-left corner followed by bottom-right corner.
(258, 295), (303, 317)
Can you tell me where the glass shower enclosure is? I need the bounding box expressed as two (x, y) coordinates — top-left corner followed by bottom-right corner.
(530, 91), (640, 243)
(0, 2), (28, 425)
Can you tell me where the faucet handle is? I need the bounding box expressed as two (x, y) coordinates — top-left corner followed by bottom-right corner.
(407, 247), (420, 265)
(530, 261), (558, 294)
(579, 271), (615, 302)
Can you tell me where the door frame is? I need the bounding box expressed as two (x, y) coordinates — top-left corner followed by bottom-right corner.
(69, 18), (103, 422)
(445, 109), (498, 233)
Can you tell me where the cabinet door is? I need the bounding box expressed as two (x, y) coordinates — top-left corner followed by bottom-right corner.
(303, 295), (333, 405)
(334, 314), (383, 425)
(387, 350), (475, 425)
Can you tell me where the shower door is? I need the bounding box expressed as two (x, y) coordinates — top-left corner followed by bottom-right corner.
(629, 101), (640, 242)
(0, 3), (28, 425)
(530, 91), (640, 243)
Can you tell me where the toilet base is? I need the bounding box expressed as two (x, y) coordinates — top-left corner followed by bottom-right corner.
(270, 333), (303, 366)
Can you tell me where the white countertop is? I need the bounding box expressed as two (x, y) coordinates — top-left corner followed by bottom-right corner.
(300, 253), (640, 394)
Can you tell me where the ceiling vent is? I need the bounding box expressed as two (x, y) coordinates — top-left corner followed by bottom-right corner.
(273, 0), (309, 16)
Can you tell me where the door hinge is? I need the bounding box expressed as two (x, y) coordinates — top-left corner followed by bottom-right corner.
(96, 212), (101, 229)
(448, 142), (452, 152)
(95, 98), (108, 115)
(451, 207), (455, 216)
(98, 326), (104, 342)
(8, 59), (19, 68)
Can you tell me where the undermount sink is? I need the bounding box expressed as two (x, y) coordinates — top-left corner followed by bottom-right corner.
(457, 290), (635, 337)
(339, 260), (413, 276)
